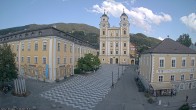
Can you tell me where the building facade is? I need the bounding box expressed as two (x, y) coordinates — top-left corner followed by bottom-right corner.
(0, 27), (97, 82)
(139, 38), (196, 96)
(99, 11), (134, 64)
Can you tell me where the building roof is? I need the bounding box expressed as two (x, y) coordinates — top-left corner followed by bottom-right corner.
(0, 26), (97, 49)
(144, 38), (196, 54)
(121, 12), (128, 17)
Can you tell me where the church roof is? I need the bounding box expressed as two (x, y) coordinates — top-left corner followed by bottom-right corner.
(102, 13), (108, 17)
(143, 38), (196, 54)
(121, 12), (128, 17)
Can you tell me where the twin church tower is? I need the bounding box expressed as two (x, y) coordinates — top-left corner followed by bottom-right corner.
(99, 10), (134, 64)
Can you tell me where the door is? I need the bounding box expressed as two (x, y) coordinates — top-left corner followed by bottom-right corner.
(110, 58), (113, 64)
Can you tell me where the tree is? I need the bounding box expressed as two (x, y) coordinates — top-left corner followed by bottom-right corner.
(176, 34), (192, 47)
(0, 43), (18, 84)
(77, 53), (100, 73)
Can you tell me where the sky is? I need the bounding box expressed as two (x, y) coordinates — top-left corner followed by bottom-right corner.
(0, 0), (196, 43)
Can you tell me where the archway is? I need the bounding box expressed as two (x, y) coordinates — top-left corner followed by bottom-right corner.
(115, 58), (118, 64)
(131, 60), (135, 65)
(110, 58), (113, 64)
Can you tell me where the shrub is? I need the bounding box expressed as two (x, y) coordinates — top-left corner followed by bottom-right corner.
(144, 92), (150, 98)
(74, 68), (81, 74)
(179, 103), (190, 110)
(148, 97), (155, 104)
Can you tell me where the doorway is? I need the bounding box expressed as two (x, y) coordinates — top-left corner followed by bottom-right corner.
(115, 58), (118, 64)
(110, 58), (113, 64)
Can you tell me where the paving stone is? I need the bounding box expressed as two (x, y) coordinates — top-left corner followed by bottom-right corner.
(40, 64), (124, 110)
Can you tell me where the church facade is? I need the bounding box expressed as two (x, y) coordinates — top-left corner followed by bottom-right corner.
(99, 11), (135, 64)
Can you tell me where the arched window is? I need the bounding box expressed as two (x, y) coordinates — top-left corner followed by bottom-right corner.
(124, 30), (126, 35)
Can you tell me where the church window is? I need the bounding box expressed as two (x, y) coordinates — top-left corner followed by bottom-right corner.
(102, 43), (105, 47)
(124, 30), (126, 35)
(103, 31), (105, 35)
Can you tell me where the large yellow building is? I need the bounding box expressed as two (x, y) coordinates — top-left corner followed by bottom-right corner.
(0, 27), (97, 82)
(139, 38), (196, 96)
(99, 11), (135, 64)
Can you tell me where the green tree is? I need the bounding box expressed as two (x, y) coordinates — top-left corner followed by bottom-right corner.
(0, 43), (18, 84)
(176, 34), (192, 47)
(77, 53), (100, 73)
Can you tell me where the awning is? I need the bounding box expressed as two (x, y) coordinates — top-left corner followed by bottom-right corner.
(150, 82), (173, 90)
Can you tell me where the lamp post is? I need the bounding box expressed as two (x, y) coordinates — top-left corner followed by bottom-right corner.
(112, 71), (114, 87)
(118, 66), (120, 80)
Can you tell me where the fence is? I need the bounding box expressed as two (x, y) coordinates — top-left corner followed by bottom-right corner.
(14, 78), (26, 95)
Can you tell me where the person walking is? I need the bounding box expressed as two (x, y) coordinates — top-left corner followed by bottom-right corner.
(186, 95), (188, 102)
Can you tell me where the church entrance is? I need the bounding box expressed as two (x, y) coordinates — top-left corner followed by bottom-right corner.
(131, 60), (135, 65)
(110, 58), (113, 64)
(115, 58), (118, 64)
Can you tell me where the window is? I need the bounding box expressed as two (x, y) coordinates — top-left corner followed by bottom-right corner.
(124, 43), (126, 47)
(43, 42), (47, 51)
(64, 43), (66, 52)
(123, 18), (125, 20)
(42, 57), (46, 64)
(57, 57), (60, 64)
(70, 45), (72, 53)
(116, 33), (118, 36)
(70, 57), (72, 63)
(102, 51), (105, 54)
(16, 57), (18, 62)
(103, 31), (105, 35)
(78, 47), (80, 53)
(171, 75), (175, 81)
(124, 51), (126, 54)
(57, 42), (60, 51)
(191, 59), (195, 66)
(102, 43), (105, 47)
(21, 43), (24, 51)
(159, 76), (163, 82)
(171, 59), (176, 67)
(182, 59), (186, 67)
(110, 42), (113, 47)
(181, 74), (185, 81)
(116, 42), (118, 47)
(124, 30), (126, 35)
(64, 58), (66, 64)
(16, 45), (19, 51)
(21, 56), (24, 62)
(190, 74), (193, 80)
(110, 51), (113, 54)
(27, 57), (30, 63)
(35, 42), (38, 51)
(116, 51), (118, 54)
(159, 59), (164, 67)
(34, 56), (38, 64)
(102, 59), (105, 61)
(28, 42), (31, 51)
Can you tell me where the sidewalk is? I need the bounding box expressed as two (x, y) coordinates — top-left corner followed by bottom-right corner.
(94, 65), (147, 110)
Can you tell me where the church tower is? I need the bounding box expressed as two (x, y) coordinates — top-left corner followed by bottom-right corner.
(99, 10), (133, 64)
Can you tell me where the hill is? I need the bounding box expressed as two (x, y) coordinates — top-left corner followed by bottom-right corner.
(130, 33), (161, 47)
(0, 23), (161, 51)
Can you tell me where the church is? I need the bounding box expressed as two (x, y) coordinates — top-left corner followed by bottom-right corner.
(99, 10), (135, 64)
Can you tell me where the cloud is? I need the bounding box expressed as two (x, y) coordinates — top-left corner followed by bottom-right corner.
(158, 37), (164, 41)
(89, 0), (172, 32)
(180, 13), (196, 32)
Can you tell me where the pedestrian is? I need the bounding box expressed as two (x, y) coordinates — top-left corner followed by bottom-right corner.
(186, 95), (188, 102)
(171, 90), (173, 97)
